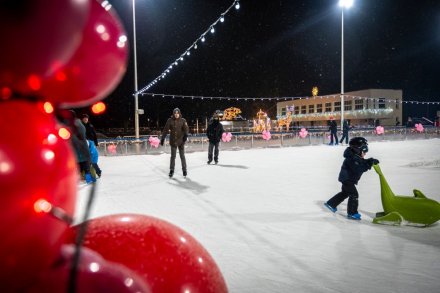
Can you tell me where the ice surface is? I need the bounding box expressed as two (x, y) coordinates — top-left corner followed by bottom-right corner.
(76, 138), (440, 293)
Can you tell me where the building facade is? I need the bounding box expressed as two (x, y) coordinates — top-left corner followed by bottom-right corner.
(276, 89), (403, 127)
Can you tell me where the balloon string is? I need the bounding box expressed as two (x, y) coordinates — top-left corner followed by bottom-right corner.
(49, 206), (73, 225)
(68, 181), (97, 293)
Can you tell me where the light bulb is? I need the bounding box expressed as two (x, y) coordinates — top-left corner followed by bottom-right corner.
(210, 27), (215, 33)
(201, 36), (205, 42)
(220, 16), (225, 22)
(235, 2), (240, 9)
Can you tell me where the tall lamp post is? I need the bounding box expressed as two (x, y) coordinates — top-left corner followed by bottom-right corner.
(132, 0), (140, 140)
(339, 0), (353, 129)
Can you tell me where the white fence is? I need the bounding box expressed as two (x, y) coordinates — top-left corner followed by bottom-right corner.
(97, 126), (440, 156)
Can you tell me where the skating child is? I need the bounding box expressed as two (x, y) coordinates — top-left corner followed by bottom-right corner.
(324, 137), (379, 220)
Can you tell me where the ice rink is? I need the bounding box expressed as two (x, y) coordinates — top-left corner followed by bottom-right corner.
(77, 138), (440, 293)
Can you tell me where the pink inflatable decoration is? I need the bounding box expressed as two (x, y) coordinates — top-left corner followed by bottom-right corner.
(299, 128), (308, 138)
(222, 132), (232, 142)
(107, 144), (117, 155)
(262, 130), (271, 140)
(375, 126), (384, 135)
(148, 136), (160, 148)
(415, 123), (424, 132)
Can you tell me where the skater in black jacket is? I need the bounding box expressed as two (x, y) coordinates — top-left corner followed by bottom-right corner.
(206, 110), (224, 164)
(339, 119), (351, 145)
(328, 117), (338, 145)
(324, 137), (379, 220)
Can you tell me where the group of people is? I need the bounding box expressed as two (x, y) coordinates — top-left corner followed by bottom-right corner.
(160, 108), (377, 221)
(328, 117), (352, 145)
(65, 111), (102, 184)
(160, 108), (224, 178)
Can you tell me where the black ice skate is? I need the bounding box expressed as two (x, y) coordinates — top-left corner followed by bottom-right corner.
(169, 170), (174, 178)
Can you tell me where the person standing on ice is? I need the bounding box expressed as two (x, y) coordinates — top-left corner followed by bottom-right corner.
(206, 110), (224, 164)
(160, 108), (189, 178)
(324, 137), (379, 220)
(328, 117), (338, 145)
(339, 119), (351, 145)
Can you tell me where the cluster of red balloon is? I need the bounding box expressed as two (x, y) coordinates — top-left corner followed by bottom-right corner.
(0, 0), (228, 292)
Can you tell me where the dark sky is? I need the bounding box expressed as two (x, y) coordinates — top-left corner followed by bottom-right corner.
(97, 0), (440, 130)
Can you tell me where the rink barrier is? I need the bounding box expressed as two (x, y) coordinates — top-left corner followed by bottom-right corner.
(96, 126), (440, 156)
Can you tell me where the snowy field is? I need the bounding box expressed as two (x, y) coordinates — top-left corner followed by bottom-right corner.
(77, 139), (440, 293)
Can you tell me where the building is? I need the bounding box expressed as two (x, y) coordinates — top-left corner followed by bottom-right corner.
(276, 89), (403, 127)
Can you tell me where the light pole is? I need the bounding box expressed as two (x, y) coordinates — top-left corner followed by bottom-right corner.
(132, 0), (140, 140)
(339, 0), (353, 129)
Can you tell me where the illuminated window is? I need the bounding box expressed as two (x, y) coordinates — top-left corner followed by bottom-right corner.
(325, 103), (332, 112)
(308, 104), (315, 113)
(355, 99), (364, 110)
(301, 105), (307, 114)
(344, 100), (353, 111)
(316, 104), (323, 113)
(334, 101), (341, 112)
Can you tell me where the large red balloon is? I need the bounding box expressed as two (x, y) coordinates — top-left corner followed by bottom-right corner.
(39, 0), (129, 108)
(0, 100), (78, 291)
(29, 245), (151, 293)
(0, 0), (90, 94)
(67, 214), (228, 293)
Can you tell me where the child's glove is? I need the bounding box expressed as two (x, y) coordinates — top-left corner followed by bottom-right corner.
(160, 138), (165, 146)
(367, 158), (380, 166)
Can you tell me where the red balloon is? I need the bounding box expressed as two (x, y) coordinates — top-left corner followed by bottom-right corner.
(28, 245), (151, 293)
(39, 0), (129, 108)
(0, 100), (78, 291)
(0, 0), (90, 94)
(67, 214), (228, 293)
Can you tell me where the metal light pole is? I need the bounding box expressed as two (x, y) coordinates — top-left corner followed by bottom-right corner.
(339, 0), (353, 129)
(132, 0), (140, 139)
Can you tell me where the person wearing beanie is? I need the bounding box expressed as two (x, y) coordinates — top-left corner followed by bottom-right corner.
(206, 110), (224, 164)
(160, 108), (189, 178)
(328, 116), (338, 145)
(81, 113), (99, 147)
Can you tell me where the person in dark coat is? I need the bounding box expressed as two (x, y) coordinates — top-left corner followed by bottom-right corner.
(160, 108), (189, 178)
(81, 114), (98, 147)
(328, 117), (338, 145)
(206, 110), (224, 164)
(339, 119), (351, 145)
(324, 137), (379, 220)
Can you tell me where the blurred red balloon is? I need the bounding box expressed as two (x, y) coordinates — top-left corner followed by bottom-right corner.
(0, 100), (78, 291)
(67, 214), (228, 293)
(40, 0), (129, 108)
(0, 0), (90, 94)
(28, 245), (151, 293)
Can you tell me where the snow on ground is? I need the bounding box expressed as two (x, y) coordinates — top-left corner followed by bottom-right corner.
(77, 138), (440, 293)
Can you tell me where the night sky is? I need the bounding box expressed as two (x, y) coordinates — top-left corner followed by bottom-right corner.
(96, 0), (440, 131)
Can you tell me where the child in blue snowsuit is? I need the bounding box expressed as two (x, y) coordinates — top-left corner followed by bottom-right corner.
(88, 140), (102, 178)
(324, 137), (379, 220)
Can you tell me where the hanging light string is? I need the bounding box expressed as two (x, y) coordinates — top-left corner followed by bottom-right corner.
(135, 0), (240, 96)
(140, 92), (440, 105)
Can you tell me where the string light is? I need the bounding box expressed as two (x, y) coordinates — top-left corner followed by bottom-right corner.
(142, 92), (440, 105)
(135, 0), (240, 95)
